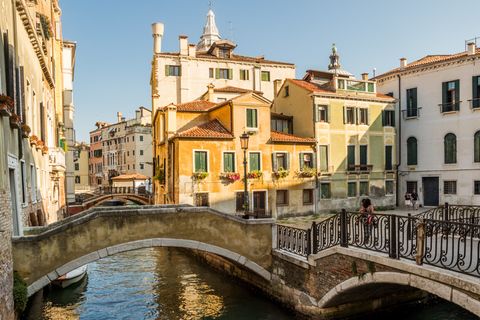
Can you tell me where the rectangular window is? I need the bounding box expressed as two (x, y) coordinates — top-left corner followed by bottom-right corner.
(166, 65), (181, 76)
(359, 108), (368, 124)
(360, 181), (369, 196)
(383, 110), (395, 126)
(347, 145), (355, 170)
(473, 76), (480, 109)
(444, 181), (457, 194)
(276, 190), (289, 206)
(128, 165), (130, 170)
(442, 80), (460, 112)
(75, 163), (79, 171)
(385, 146), (393, 170)
(318, 105), (327, 122)
(261, 71), (270, 81)
(140, 164), (144, 170)
(319, 146), (328, 172)
(195, 151), (208, 172)
(386, 181), (393, 195)
(140, 150), (144, 156)
(235, 192), (246, 212)
(246, 108), (258, 128)
(406, 88), (418, 117)
(271, 119), (291, 134)
(275, 153), (285, 170)
(284, 85), (289, 97)
(249, 152), (261, 172)
(360, 145), (368, 167)
(301, 153), (313, 169)
(240, 69), (249, 80)
(127, 151), (129, 156)
(219, 49), (230, 58)
(346, 107), (355, 124)
(21, 161), (26, 204)
(303, 189), (314, 205)
(217, 68), (230, 79)
(406, 181), (418, 194)
(75, 176), (80, 183)
(132, 136), (135, 142)
(209, 68), (214, 78)
(474, 181), (480, 195)
(133, 164), (135, 169)
(223, 152), (235, 172)
(321, 183), (331, 199)
(348, 182), (356, 197)
(133, 150), (135, 156)
(140, 135), (143, 141)
(195, 192), (210, 207)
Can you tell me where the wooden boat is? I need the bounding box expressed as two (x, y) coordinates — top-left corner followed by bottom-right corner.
(52, 265), (88, 288)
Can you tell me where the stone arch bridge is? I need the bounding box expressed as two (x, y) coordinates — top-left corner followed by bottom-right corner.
(12, 205), (480, 318)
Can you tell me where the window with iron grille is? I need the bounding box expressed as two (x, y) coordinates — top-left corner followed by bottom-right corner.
(475, 181), (480, 195)
(235, 192), (246, 212)
(195, 192), (210, 207)
(406, 181), (417, 194)
(276, 190), (289, 206)
(444, 181), (457, 194)
(303, 189), (314, 205)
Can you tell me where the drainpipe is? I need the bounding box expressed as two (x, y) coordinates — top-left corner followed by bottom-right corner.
(313, 97), (318, 215)
(12, 0), (23, 160)
(395, 74), (402, 207)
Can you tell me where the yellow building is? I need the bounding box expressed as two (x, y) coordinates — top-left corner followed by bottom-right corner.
(74, 142), (90, 190)
(153, 88), (317, 217)
(273, 46), (396, 211)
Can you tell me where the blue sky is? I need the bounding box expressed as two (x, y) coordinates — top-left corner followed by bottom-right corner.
(60, 0), (479, 142)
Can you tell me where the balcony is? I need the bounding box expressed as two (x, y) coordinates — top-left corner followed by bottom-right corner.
(402, 108), (421, 119)
(438, 101), (461, 113)
(468, 98), (480, 110)
(49, 147), (66, 172)
(347, 164), (373, 174)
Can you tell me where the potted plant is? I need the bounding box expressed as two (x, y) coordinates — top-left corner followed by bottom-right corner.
(153, 165), (165, 185)
(300, 167), (317, 177)
(30, 135), (39, 146)
(221, 172), (241, 182)
(273, 167), (289, 179)
(42, 145), (49, 155)
(21, 124), (31, 138)
(193, 171), (209, 180)
(36, 139), (44, 150)
(0, 94), (13, 116)
(248, 170), (263, 179)
(38, 14), (53, 41)
(9, 113), (21, 129)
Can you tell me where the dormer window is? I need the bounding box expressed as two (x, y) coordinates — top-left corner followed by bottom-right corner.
(219, 49), (230, 58)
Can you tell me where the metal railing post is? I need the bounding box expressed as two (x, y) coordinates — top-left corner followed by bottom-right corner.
(389, 214), (398, 259)
(407, 213), (412, 241)
(415, 218), (426, 265)
(312, 221), (318, 254)
(444, 202), (449, 222)
(307, 228), (312, 256)
(340, 209), (348, 247)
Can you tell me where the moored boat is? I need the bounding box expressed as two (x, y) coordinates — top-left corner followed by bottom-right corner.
(52, 265), (88, 288)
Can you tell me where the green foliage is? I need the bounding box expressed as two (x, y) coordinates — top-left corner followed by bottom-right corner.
(193, 171), (209, 180)
(153, 165), (165, 184)
(273, 167), (289, 179)
(366, 260), (376, 275)
(330, 209), (338, 214)
(357, 272), (367, 280)
(350, 261), (357, 276)
(300, 167), (316, 177)
(13, 271), (27, 312)
(248, 170), (263, 179)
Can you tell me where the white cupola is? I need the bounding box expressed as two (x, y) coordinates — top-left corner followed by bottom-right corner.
(197, 10), (221, 52)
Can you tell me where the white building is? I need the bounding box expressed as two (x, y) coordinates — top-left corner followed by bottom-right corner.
(375, 42), (480, 206)
(150, 9), (296, 112)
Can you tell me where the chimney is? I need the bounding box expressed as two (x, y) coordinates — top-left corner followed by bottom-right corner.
(273, 79), (282, 97)
(166, 105), (177, 136)
(361, 73), (369, 81)
(152, 23), (164, 54)
(400, 58), (407, 69)
(179, 35), (188, 55)
(468, 42), (476, 55)
(121, 117), (126, 122)
(136, 110), (141, 121)
(206, 84), (215, 102)
(117, 112), (122, 123)
(188, 44), (196, 57)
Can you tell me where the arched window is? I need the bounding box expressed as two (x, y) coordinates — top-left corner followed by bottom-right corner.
(475, 131), (480, 163)
(444, 133), (457, 164)
(407, 137), (417, 165)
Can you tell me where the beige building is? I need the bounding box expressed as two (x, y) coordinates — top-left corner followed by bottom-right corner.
(150, 9), (296, 114)
(74, 142), (90, 190)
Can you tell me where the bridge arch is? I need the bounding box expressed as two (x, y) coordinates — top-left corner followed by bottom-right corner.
(319, 272), (480, 317)
(25, 238), (272, 297)
(84, 194), (151, 207)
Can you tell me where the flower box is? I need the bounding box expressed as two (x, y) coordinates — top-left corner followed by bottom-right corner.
(0, 102), (11, 117)
(273, 168), (289, 179)
(248, 170), (263, 179)
(300, 167), (317, 177)
(193, 171), (209, 180)
(21, 124), (31, 138)
(0, 95), (13, 117)
(9, 115), (21, 129)
(30, 135), (39, 146)
(42, 146), (48, 155)
(221, 172), (241, 182)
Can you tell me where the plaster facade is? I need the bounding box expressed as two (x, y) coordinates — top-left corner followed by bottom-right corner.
(375, 44), (480, 206)
(74, 142), (90, 190)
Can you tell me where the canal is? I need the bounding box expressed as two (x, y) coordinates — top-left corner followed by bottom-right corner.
(22, 247), (479, 319)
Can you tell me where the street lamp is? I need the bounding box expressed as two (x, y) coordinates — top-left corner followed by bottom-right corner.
(240, 132), (250, 218)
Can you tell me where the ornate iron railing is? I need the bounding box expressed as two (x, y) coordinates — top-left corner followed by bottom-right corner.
(277, 225), (310, 257)
(277, 203), (480, 277)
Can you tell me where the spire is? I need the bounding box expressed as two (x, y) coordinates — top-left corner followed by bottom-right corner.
(328, 43), (342, 71)
(197, 9), (221, 52)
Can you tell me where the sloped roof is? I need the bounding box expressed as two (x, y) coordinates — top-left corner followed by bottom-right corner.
(214, 86), (263, 95)
(172, 100), (218, 112)
(287, 79), (336, 94)
(376, 48), (480, 79)
(175, 119), (234, 139)
(270, 130), (316, 143)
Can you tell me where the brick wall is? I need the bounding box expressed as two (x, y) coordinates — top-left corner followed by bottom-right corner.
(0, 189), (15, 319)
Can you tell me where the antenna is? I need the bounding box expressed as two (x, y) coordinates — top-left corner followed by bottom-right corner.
(226, 21), (234, 42)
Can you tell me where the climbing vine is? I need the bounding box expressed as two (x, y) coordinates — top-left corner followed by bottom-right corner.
(13, 271), (28, 312)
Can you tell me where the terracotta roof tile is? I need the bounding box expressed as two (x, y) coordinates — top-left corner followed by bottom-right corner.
(376, 93), (395, 99)
(173, 100), (218, 112)
(214, 86), (263, 95)
(111, 173), (149, 180)
(377, 48), (480, 78)
(175, 119), (234, 138)
(287, 79), (335, 94)
(270, 130), (316, 143)
(156, 51), (295, 66)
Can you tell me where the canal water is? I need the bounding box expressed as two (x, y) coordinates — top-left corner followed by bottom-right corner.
(22, 247), (478, 320)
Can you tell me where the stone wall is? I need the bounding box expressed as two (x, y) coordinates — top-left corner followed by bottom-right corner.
(0, 189), (14, 319)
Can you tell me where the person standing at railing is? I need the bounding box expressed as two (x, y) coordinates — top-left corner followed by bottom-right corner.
(410, 190), (419, 210)
(360, 198), (374, 241)
(405, 192), (411, 210)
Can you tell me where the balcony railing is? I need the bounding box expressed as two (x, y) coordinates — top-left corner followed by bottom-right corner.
(347, 164), (373, 173)
(402, 108), (421, 119)
(49, 147), (66, 172)
(438, 101), (461, 113)
(468, 98), (480, 109)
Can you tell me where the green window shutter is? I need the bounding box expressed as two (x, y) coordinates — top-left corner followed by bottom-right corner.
(391, 110), (396, 127)
(327, 105), (331, 123)
(412, 88), (417, 110)
(360, 145), (367, 165)
(385, 146), (392, 170)
(407, 137), (417, 165)
(367, 108), (370, 125)
(286, 153), (290, 170)
(319, 146), (327, 171)
(246, 109), (252, 127)
(356, 107), (360, 125)
(382, 110), (385, 126)
(228, 69), (233, 80)
(195, 152), (201, 172)
(246, 70), (249, 80)
(215, 68), (220, 79)
(299, 152), (304, 170)
(178, 66), (182, 77)
(442, 82), (448, 112)
(252, 109), (257, 127)
(473, 76), (479, 108)
(343, 106), (347, 124)
(250, 153), (259, 171)
(315, 104), (319, 122)
(474, 131), (480, 163)
(312, 152), (317, 169)
(347, 146), (355, 167)
(223, 153), (229, 172)
(454, 79), (460, 111)
(272, 152), (277, 171)
(165, 65), (170, 76)
(444, 134), (456, 164)
(198, 152), (207, 171)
